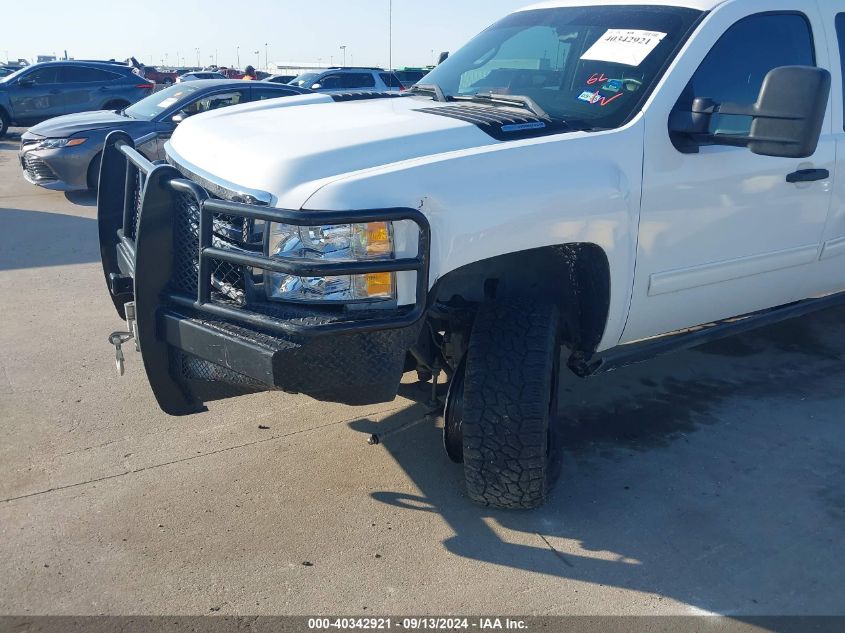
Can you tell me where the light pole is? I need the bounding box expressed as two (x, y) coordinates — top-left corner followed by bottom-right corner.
(264, 43), (268, 71)
(388, 0), (392, 71)
(236, 46), (240, 68)
(339, 45), (347, 67)
(195, 48), (200, 67)
(254, 50), (260, 69)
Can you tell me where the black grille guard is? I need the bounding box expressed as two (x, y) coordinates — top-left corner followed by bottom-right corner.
(98, 131), (431, 337)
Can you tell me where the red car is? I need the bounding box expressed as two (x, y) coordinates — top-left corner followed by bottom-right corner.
(140, 66), (178, 85)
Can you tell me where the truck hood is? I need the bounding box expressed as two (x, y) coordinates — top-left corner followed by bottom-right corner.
(26, 110), (142, 138)
(166, 94), (500, 207)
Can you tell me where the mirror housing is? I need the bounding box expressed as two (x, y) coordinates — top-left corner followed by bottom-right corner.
(310, 83), (322, 90)
(669, 66), (830, 158)
(171, 112), (188, 124)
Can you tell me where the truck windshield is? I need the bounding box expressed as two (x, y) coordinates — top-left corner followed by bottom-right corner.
(124, 83), (202, 120)
(420, 5), (702, 129)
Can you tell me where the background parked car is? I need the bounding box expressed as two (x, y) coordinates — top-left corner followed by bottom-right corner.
(0, 61), (155, 137)
(288, 67), (404, 92)
(393, 68), (431, 88)
(264, 74), (296, 84)
(0, 67), (16, 78)
(140, 66), (178, 85)
(18, 79), (311, 191)
(177, 71), (227, 83)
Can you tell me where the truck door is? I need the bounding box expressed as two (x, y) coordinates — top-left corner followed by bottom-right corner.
(806, 11), (845, 296)
(622, 3), (835, 343)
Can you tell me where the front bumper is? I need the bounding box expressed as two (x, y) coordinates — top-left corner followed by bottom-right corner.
(98, 132), (430, 415)
(19, 140), (94, 191)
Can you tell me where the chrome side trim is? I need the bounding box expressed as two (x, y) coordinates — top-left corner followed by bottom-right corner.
(165, 144), (273, 205)
(648, 244), (820, 296)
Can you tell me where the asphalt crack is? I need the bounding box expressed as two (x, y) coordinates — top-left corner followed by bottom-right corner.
(537, 533), (575, 568)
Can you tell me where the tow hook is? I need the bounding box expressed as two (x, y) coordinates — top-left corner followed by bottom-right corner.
(108, 302), (138, 376)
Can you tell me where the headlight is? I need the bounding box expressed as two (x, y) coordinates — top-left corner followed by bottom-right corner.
(265, 222), (395, 303)
(35, 137), (87, 150)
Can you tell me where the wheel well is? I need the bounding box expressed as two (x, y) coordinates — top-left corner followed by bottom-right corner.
(0, 105), (10, 123)
(429, 244), (611, 354)
(87, 151), (103, 190)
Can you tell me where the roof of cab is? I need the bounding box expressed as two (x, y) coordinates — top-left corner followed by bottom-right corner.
(520, 0), (724, 12)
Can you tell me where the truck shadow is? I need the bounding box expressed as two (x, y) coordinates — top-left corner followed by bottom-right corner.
(0, 208), (99, 270)
(358, 306), (845, 615)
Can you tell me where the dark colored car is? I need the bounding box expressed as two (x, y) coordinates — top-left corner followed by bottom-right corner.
(18, 79), (311, 191)
(0, 61), (155, 137)
(393, 68), (430, 88)
(264, 74), (296, 84)
(177, 71), (227, 83)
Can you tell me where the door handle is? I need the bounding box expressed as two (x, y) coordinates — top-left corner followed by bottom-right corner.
(786, 168), (829, 183)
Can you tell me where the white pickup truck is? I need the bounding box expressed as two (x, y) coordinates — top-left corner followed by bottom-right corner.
(97, 0), (845, 509)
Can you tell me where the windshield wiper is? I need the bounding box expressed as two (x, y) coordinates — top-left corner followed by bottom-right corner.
(452, 92), (552, 121)
(409, 83), (447, 102)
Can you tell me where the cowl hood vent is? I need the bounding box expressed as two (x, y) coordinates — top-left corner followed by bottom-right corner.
(414, 104), (569, 141)
(330, 91), (405, 102)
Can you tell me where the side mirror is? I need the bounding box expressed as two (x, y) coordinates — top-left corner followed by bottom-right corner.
(746, 66), (830, 158)
(669, 66), (830, 158)
(310, 83), (322, 90)
(171, 111), (188, 124)
(438, 51), (449, 65)
(18, 79), (34, 88)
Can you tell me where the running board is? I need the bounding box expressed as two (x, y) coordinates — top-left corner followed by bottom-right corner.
(569, 291), (845, 377)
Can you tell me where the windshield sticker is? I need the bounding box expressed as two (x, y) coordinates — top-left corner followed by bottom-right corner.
(156, 97), (178, 108)
(602, 79), (623, 93)
(580, 29), (667, 67)
(577, 90), (624, 107)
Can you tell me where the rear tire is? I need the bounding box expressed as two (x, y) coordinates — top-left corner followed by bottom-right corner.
(0, 108), (9, 138)
(460, 300), (562, 509)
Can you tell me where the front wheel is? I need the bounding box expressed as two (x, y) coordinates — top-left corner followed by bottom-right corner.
(459, 300), (562, 509)
(0, 108), (9, 138)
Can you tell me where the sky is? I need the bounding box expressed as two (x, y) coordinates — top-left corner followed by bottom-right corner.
(3, 0), (537, 70)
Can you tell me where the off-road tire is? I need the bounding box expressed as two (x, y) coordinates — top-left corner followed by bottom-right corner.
(0, 108), (10, 138)
(461, 300), (562, 509)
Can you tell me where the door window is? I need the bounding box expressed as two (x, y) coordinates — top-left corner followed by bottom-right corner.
(837, 14), (845, 131)
(379, 72), (404, 88)
(61, 66), (120, 83)
(676, 13), (815, 137)
(341, 73), (376, 89)
(252, 87), (294, 100)
(181, 91), (246, 116)
(317, 74), (343, 89)
(25, 67), (61, 84)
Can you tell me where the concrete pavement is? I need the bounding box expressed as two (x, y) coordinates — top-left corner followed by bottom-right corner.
(1, 128), (844, 616)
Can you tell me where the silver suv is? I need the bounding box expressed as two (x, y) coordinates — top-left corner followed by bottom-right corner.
(288, 67), (403, 93)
